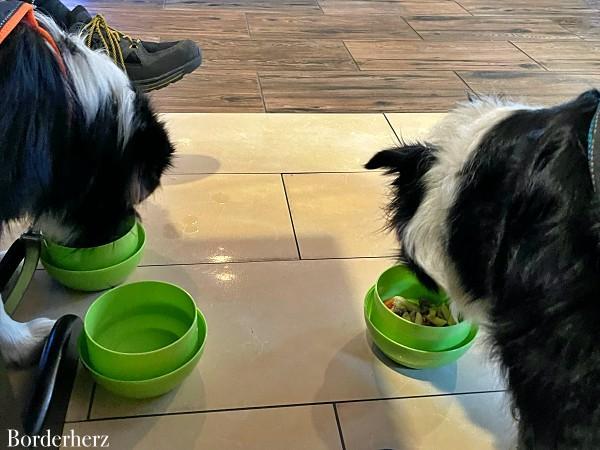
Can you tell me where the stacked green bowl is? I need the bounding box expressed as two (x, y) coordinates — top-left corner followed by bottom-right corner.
(365, 265), (478, 369)
(79, 281), (207, 399)
(40, 217), (146, 291)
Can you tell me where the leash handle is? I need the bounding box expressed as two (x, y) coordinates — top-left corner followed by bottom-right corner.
(0, 232), (41, 315)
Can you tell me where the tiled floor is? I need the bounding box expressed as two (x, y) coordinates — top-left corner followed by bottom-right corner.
(65, 0), (600, 112)
(10, 113), (517, 449)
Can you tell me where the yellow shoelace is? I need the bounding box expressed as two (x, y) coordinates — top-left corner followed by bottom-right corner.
(81, 15), (136, 71)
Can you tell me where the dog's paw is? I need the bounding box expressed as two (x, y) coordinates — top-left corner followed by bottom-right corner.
(0, 317), (56, 368)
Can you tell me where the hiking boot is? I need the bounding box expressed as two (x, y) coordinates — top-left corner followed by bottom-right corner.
(68, 6), (201, 92)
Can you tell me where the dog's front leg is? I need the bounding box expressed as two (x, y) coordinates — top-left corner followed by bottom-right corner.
(0, 301), (55, 368)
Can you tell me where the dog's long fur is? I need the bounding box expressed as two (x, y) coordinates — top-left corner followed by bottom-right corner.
(0, 14), (173, 366)
(367, 90), (600, 449)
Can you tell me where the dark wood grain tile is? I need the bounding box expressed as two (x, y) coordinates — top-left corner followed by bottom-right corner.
(84, 8), (250, 40)
(247, 14), (420, 40)
(458, 70), (600, 105)
(456, 0), (600, 16)
(557, 16), (600, 40)
(407, 15), (578, 40)
(182, 39), (357, 71)
(513, 41), (600, 71)
(63, 0), (164, 11)
(317, 0), (469, 16)
(149, 70), (264, 112)
(164, 0), (321, 13)
(260, 71), (469, 112)
(345, 40), (542, 71)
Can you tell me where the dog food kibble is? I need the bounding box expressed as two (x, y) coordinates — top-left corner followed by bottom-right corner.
(383, 296), (458, 327)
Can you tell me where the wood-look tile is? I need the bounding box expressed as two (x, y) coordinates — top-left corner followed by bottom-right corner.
(165, 0), (321, 13)
(149, 70), (264, 112)
(260, 71), (469, 112)
(513, 41), (600, 71)
(345, 40), (541, 71)
(456, 0), (600, 16)
(63, 0), (164, 10)
(458, 71), (600, 105)
(85, 8), (251, 40)
(194, 39), (357, 71)
(557, 16), (600, 40)
(247, 14), (420, 40)
(407, 15), (578, 41)
(317, 0), (469, 16)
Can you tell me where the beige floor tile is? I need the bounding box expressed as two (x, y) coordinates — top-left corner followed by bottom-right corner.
(284, 173), (397, 259)
(338, 392), (516, 450)
(384, 112), (446, 142)
(62, 405), (342, 450)
(138, 174), (297, 264)
(161, 113), (399, 174)
(14, 259), (503, 420)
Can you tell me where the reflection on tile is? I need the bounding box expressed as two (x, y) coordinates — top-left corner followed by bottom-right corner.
(64, 405), (341, 450)
(384, 112), (446, 141)
(14, 259), (503, 419)
(138, 174), (297, 264)
(162, 113), (399, 173)
(338, 392), (516, 450)
(284, 173), (397, 259)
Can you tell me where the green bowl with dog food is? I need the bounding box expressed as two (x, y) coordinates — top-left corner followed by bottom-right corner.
(40, 222), (146, 292)
(365, 286), (477, 369)
(82, 281), (199, 381)
(43, 216), (139, 271)
(372, 265), (472, 351)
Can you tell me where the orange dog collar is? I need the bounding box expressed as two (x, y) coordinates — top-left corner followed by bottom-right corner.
(0, 1), (66, 74)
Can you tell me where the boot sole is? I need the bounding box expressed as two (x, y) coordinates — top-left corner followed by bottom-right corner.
(135, 54), (202, 93)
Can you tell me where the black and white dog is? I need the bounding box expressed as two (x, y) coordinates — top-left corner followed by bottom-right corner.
(0, 11), (173, 366)
(367, 90), (600, 448)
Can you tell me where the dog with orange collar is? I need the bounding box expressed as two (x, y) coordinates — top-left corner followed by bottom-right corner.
(0, 1), (174, 367)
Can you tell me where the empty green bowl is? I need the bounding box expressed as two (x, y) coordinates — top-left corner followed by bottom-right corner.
(365, 287), (477, 369)
(43, 216), (139, 271)
(40, 223), (146, 292)
(373, 265), (472, 351)
(83, 281), (199, 381)
(80, 309), (207, 399)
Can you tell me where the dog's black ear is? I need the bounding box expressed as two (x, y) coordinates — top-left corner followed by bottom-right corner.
(365, 144), (436, 175)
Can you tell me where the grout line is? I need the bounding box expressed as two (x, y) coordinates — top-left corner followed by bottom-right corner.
(453, 71), (478, 97)
(315, 0), (325, 14)
(508, 41), (549, 71)
(280, 174), (302, 260)
(86, 384), (97, 421)
(35, 255), (393, 274)
(69, 390), (507, 424)
(402, 17), (425, 41)
(341, 40), (362, 71)
(243, 12), (252, 39)
(454, 1), (474, 16)
(167, 170), (376, 175)
(333, 403), (347, 450)
(256, 72), (268, 112)
(383, 113), (402, 144)
(136, 255), (392, 268)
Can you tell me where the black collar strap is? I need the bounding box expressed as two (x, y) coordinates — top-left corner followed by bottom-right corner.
(587, 105), (600, 192)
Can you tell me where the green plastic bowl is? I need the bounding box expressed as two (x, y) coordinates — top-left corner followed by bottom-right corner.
(43, 216), (139, 271)
(80, 309), (207, 399)
(365, 287), (477, 369)
(40, 223), (145, 292)
(83, 281), (199, 381)
(373, 265), (472, 351)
